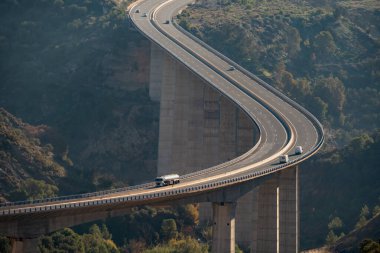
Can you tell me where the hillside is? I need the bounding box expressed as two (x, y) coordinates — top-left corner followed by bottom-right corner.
(301, 130), (380, 248)
(0, 0), (159, 197)
(0, 108), (67, 201)
(331, 214), (380, 252)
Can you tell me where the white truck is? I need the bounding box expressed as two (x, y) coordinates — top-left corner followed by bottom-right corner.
(155, 174), (180, 187)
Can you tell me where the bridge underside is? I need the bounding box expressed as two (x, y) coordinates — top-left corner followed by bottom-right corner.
(150, 43), (299, 252)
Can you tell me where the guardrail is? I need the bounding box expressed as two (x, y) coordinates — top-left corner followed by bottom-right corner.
(0, 182), (154, 208)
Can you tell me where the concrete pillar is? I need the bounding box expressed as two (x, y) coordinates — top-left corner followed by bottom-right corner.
(219, 95), (238, 162)
(149, 43), (164, 101)
(202, 85), (221, 166)
(252, 177), (279, 253)
(11, 238), (39, 253)
(234, 110), (258, 251)
(156, 53), (176, 175)
(235, 188), (257, 250)
(156, 49), (254, 176)
(279, 166), (299, 253)
(157, 52), (207, 176)
(212, 202), (236, 253)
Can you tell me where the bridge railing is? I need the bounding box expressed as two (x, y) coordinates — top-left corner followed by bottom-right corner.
(0, 182), (154, 208)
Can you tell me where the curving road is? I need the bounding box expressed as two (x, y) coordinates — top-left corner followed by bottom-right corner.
(0, 0), (323, 224)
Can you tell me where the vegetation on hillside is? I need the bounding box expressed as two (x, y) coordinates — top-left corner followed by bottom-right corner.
(0, 108), (67, 201)
(330, 212), (380, 252)
(36, 205), (207, 253)
(39, 224), (119, 253)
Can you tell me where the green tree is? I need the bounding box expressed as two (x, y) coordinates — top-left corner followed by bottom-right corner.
(348, 135), (374, 153)
(88, 224), (102, 238)
(360, 239), (380, 253)
(142, 236), (208, 253)
(314, 76), (346, 118)
(169, 236), (208, 253)
(356, 205), (370, 229)
(356, 215), (368, 229)
(177, 204), (199, 226)
(294, 78), (312, 97)
(313, 31), (338, 60)
(361, 205), (370, 217)
(308, 96), (328, 121)
(0, 236), (11, 253)
(126, 239), (146, 253)
(20, 178), (59, 200)
(82, 224), (119, 253)
(281, 71), (297, 92)
(160, 219), (178, 241)
(101, 224), (112, 240)
(326, 216), (344, 246)
(287, 26), (301, 57)
(372, 205), (380, 218)
(328, 217), (343, 230)
(326, 230), (339, 245)
(235, 244), (244, 253)
(39, 228), (84, 253)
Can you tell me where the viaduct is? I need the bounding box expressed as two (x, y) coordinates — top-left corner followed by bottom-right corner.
(0, 0), (324, 252)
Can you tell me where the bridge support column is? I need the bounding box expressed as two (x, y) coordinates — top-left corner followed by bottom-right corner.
(149, 43), (164, 101)
(11, 238), (39, 253)
(235, 188), (256, 250)
(249, 167), (299, 253)
(279, 166), (299, 253)
(252, 177), (279, 253)
(212, 202), (236, 253)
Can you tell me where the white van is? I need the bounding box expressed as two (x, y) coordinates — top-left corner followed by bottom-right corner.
(279, 155), (289, 163)
(294, 146), (303, 155)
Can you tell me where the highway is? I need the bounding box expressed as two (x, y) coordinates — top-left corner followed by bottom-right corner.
(0, 0), (323, 222)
